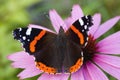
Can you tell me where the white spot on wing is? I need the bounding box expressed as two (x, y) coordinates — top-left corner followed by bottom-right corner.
(85, 16), (88, 19)
(84, 42), (88, 47)
(79, 19), (84, 26)
(82, 30), (84, 32)
(26, 28), (32, 35)
(86, 37), (89, 41)
(22, 36), (26, 40)
(81, 51), (84, 61)
(81, 51), (83, 57)
(27, 39), (30, 41)
(84, 25), (87, 30)
(87, 22), (89, 25)
(19, 28), (22, 31)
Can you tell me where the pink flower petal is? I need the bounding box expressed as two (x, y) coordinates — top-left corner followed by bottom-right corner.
(18, 64), (41, 79)
(83, 61), (108, 80)
(38, 74), (50, 80)
(94, 54), (120, 68)
(28, 24), (55, 33)
(71, 4), (84, 23)
(97, 44), (120, 54)
(96, 31), (120, 54)
(71, 69), (84, 80)
(51, 74), (68, 80)
(8, 51), (36, 69)
(11, 60), (34, 68)
(94, 16), (120, 39)
(64, 4), (84, 29)
(94, 54), (120, 79)
(8, 51), (33, 61)
(64, 17), (73, 29)
(97, 31), (120, 47)
(38, 73), (69, 80)
(82, 65), (92, 80)
(50, 74), (69, 80)
(49, 10), (67, 33)
(89, 14), (101, 35)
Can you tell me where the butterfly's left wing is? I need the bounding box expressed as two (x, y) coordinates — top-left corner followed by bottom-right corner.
(13, 28), (56, 55)
(13, 27), (65, 74)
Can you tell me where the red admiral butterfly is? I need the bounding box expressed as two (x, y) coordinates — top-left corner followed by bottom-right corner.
(13, 15), (93, 74)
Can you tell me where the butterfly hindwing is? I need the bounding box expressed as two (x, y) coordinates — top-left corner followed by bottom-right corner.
(62, 39), (83, 73)
(34, 27), (83, 73)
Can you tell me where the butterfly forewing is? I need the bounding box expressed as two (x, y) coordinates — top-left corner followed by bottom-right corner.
(13, 28), (56, 54)
(66, 15), (93, 47)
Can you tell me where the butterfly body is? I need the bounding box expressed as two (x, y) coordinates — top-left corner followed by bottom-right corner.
(13, 15), (93, 74)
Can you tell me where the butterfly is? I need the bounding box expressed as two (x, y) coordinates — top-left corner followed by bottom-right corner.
(13, 15), (93, 74)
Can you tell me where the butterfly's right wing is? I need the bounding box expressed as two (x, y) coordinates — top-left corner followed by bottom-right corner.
(63, 15), (93, 73)
(66, 15), (93, 47)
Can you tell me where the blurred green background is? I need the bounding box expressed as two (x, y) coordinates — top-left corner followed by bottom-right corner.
(0, 0), (120, 80)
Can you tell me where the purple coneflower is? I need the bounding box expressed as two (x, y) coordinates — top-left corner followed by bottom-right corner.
(8, 5), (120, 80)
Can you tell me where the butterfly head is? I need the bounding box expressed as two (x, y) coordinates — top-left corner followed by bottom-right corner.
(59, 26), (65, 34)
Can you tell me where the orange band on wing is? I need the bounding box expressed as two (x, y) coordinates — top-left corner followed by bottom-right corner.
(69, 58), (83, 73)
(30, 30), (46, 52)
(70, 25), (84, 45)
(35, 62), (56, 74)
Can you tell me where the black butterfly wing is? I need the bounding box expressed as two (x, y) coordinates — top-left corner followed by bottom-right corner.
(12, 15), (93, 74)
(33, 32), (65, 73)
(62, 40), (83, 73)
(13, 28), (48, 54)
(63, 15), (93, 73)
(66, 15), (93, 47)
(13, 27), (64, 73)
